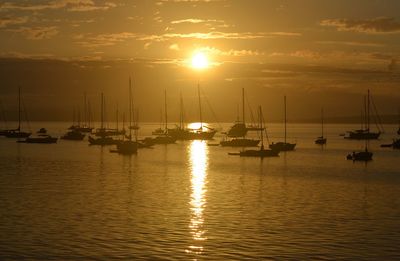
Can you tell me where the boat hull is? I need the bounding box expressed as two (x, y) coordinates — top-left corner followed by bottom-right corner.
(220, 138), (260, 147)
(88, 136), (119, 145)
(169, 128), (216, 140)
(5, 131), (31, 138)
(345, 131), (380, 140)
(61, 130), (85, 140)
(347, 151), (373, 161)
(269, 142), (296, 152)
(115, 141), (138, 154)
(143, 136), (176, 145)
(239, 149), (279, 158)
(18, 136), (58, 144)
(315, 137), (327, 145)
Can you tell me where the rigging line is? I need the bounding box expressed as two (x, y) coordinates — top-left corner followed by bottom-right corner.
(200, 88), (223, 130)
(370, 95), (385, 133)
(22, 99), (31, 132)
(245, 94), (256, 126)
(261, 110), (271, 146)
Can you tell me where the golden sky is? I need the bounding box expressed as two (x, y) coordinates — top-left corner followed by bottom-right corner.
(0, 0), (399, 122)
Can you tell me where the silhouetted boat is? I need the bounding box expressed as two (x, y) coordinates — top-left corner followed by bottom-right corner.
(5, 87), (31, 138)
(37, 128), (47, 134)
(89, 93), (119, 146)
(269, 96), (296, 151)
(397, 107), (400, 135)
(146, 89), (176, 145)
(221, 88), (260, 147)
(347, 90), (374, 162)
(236, 106), (279, 158)
(393, 139), (400, 149)
(168, 84), (216, 140)
(344, 91), (382, 140)
(111, 77), (138, 154)
(346, 149), (373, 161)
(381, 138), (400, 149)
(69, 93), (94, 133)
(315, 108), (327, 145)
(61, 129), (85, 140)
(18, 135), (57, 144)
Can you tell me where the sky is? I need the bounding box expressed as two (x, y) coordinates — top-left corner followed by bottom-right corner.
(0, 0), (399, 123)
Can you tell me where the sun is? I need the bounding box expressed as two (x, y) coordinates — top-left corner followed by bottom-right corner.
(191, 52), (209, 70)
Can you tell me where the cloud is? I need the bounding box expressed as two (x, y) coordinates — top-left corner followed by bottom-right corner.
(320, 17), (400, 34)
(159, 0), (225, 2)
(270, 50), (321, 59)
(75, 32), (138, 48)
(0, 51), (55, 59)
(169, 43), (180, 51)
(75, 29), (301, 50)
(0, 0), (117, 12)
(9, 26), (59, 40)
(316, 41), (384, 48)
(139, 31), (300, 41)
(0, 16), (29, 28)
(171, 18), (224, 24)
(198, 46), (264, 57)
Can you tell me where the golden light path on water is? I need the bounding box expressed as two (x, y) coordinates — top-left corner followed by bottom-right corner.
(186, 140), (208, 255)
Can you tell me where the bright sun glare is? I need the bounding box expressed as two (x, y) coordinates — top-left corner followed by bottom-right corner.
(191, 52), (209, 69)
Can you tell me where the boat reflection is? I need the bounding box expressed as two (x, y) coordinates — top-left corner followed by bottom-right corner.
(187, 140), (208, 254)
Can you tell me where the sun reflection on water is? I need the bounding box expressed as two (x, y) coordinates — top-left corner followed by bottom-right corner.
(187, 140), (208, 255)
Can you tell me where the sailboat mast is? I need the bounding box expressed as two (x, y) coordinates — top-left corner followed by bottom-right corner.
(363, 96), (367, 130)
(88, 101), (92, 128)
(164, 89), (168, 131)
(284, 95), (287, 143)
(367, 89), (370, 133)
(100, 93), (104, 130)
(122, 112), (125, 133)
(179, 92), (184, 129)
(242, 88), (245, 124)
(84, 92), (87, 127)
(116, 103), (119, 131)
(321, 108), (324, 137)
(18, 86), (21, 131)
(198, 83), (203, 129)
(259, 106), (264, 147)
(129, 77), (132, 141)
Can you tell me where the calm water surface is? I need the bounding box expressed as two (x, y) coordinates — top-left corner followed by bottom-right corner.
(1, 122), (400, 260)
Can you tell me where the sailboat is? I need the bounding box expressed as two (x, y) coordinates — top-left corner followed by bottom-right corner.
(144, 89), (176, 145)
(61, 129), (85, 140)
(168, 83), (216, 140)
(315, 108), (327, 145)
(18, 134), (58, 144)
(5, 87), (31, 138)
(94, 105), (125, 137)
(112, 77), (138, 154)
(88, 93), (119, 146)
(269, 96), (296, 151)
(347, 90), (373, 161)
(68, 93), (93, 133)
(344, 92), (382, 140)
(220, 88), (260, 147)
(230, 106), (279, 157)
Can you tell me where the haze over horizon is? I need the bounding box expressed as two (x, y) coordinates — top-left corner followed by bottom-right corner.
(0, 0), (399, 123)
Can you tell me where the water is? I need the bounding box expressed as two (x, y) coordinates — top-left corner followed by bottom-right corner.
(1, 122), (400, 260)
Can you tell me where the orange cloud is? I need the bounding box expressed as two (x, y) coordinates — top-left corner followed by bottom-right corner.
(8, 26), (59, 40)
(0, 0), (117, 12)
(320, 17), (400, 34)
